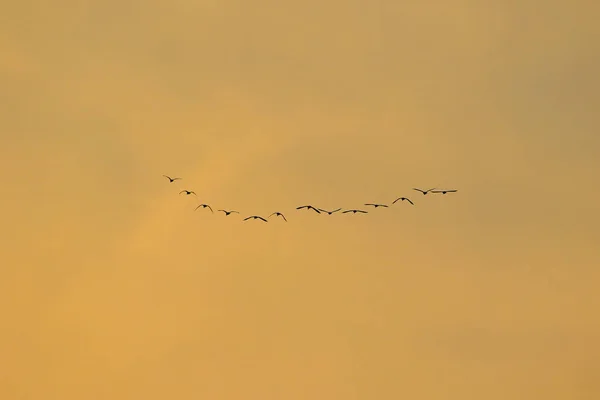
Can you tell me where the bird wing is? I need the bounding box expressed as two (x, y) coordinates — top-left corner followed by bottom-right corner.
(392, 198), (400, 204)
(446, 189), (457, 192)
(310, 207), (321, 213)
(268, 212), (277, 218)
(296, 205), (307, 209)
(163, 175), (171, 180)
(232, 211), (239, 214)
(207, 205), (213, 212)
(413, 188), (425, 193)
(194, 205), (201, 210)
(406, 198), (414, 205)
(358, 210), (368, 213)
(381, 204), (389, 207)
(427, 187), (436, 192)
(179, 190), (186, 194)
(281, 214), (287, 221)
(342, 210), (351, 213)
(364, 203), (375, 206)
(258, 217), (268, 222)
(243, 216), (251, 221)
(332, 208), (341, 213)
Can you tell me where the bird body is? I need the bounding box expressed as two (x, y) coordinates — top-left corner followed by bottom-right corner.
(218, 210), (239, 216)
(317, 208), (341, 215)
(195, 204), (213, 213)
(413, 187), (436, 195)
(432, 189), (457, 194)
(392, 197), (414, 205)
(179, 190), (196, 196)
(243, 215), (268, 222)
(269, 212), (287, 221)
(163, 175), (181, 182)
(364, 203), (388, 208)
(296, 205), (321, 214)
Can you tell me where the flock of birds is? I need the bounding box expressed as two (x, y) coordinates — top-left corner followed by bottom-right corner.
(164, 175), (458, 222)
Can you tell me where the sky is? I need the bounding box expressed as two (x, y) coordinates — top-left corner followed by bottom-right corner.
(1, 0), (599, 398)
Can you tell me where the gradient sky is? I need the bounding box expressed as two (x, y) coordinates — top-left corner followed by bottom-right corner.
(2, 0), (599, 399)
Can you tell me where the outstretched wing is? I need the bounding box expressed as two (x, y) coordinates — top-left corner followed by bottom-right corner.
(258, 216), (268, 222)
(413, 188), (425, 193)
(406, 198), (414, 205)
(281, 214), (287, 222)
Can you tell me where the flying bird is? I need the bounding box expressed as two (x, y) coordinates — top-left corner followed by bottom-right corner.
(392, 197), (414, 205)
(342, 209), (368, 214)
(179, 190), (197, 196)
(163, 175), (181, 182)
(195, 204), (213, 213)
(269, 212), (287, 221)
(296, 205), (321, 214)
(413, 187), (436, 195)
(364, 203), (388, 208)
(243, 215), (268, 222)
(218, 209), (239, 216)
(317, 208), (341, 215)
(431, 189), (458, 194)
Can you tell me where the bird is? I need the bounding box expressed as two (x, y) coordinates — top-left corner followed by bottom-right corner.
(195, 204), (213, 213)
(218, 209), (239, 216)
(364, 203), (388, 208)
(269, 212), (287, 221)
(342, 209), (368, 214)
(163, 175), (181, 183)
(243, 215), (268, 222)
(179, 190), (196, 196)
(317, 208), (341, 215)
(413, 187), (436, 195)
(296, 205), (321, 214)
(431, 189), (457, 194)
(392, 197), (414, 205)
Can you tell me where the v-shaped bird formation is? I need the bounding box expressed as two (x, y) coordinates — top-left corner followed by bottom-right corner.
(162, 174), (458, 222)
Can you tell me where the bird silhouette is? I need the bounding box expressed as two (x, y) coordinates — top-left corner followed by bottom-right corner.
(243, 215), (268, 222)
(317, 208), (341, 215)
(342, 209), (368, 214)
(218, 209), (239, 216)
(296, 205), (321, 214)
(413, 187), (436, 195)
(179, 190), (196, 196)
(195, 204), (213, 213)
(163, 175), (181, 182)
(364, 203), (388, 208)
(431, 189), (457, 194)
(269, 212), (287, 221)
(392, 197), (414, 205)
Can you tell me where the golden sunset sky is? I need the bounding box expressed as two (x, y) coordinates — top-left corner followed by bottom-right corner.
(1, 0), (599, 398)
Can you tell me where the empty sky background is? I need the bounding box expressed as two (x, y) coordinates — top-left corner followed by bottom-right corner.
(1, 0), (599, 398)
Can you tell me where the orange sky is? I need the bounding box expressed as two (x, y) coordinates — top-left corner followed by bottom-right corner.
(1, 0), (599, 399)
